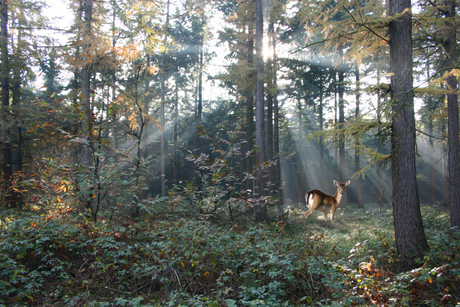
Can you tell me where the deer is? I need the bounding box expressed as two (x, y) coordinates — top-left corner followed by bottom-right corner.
(304, 180), (351, 223)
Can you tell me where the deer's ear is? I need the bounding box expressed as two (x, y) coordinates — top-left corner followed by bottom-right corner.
(345, 180), (351, 186)
(333, 180), (338, 186)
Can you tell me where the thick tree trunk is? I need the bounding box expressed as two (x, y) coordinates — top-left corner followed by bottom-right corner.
(442, 0), (460, 229)
(389, 0), (429, 269)
(1, 0), (14, 206)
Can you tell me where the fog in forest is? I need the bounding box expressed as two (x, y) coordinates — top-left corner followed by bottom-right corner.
(1, 0), (456, 216)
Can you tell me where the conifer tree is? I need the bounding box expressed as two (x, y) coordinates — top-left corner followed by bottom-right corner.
(0, 0), (13, 206)
(254, 0), (266, 220)
(389, 0), (429, 268)
(441, 0), (460, 229)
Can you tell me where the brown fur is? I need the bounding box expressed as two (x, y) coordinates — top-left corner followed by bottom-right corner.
(304, 180), (350, 223)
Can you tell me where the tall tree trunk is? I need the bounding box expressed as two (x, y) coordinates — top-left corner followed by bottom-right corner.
(334, 72), (339, 177)
(338, 58), (348, 207)
(11, 46), (22, 207)
(266, 21), (275, 196)
(319, 76), (325, 190)
(160, 0), (170, 197)
(193, 11), (204, 190)
(389, 0), (429, 269)
(272, 20), (282, 206)
(426, 61), (436, 206)
(297, 99), (306, 194)
(377, 67), (385, 210)
(441, 120), (449, 204)
(246, 24), (255, 193)
(111, 0), (119, 164)
(266, 76), (274, 194)
(254, 0), (266, 221)
(81, 0), (93, 169)
(428, 114), (436, 205)
(1, 0), (14, 207)
(442, 0), (460, 229)
(173, 73), (179, 183)
(354, 67), (364, 208)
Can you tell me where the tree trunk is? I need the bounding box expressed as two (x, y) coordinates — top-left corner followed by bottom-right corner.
(355, 67), (364, 208)
(81, 0), (93, 169)
(441, 120), (449, 204)
(12, 44), (22, 207)
(193, 11), (204, 191)
(272, 21), (282, 206)
(173, 73), (179, 183)
(334, 72), (339, 178)
(319, 76), (326, 190)
(442, 0), (460, 229)
(389, 0), (429, 269)
(0, 0), (14, 206)
(426, 61), (436, 206)
(246, 24), (255, 193)
(377, 67), (385, 210)
(160, 0), (170, 197)
(266, 57), (274, 197)
(254, 0), (266, 221)
(338, 60), (348, 207)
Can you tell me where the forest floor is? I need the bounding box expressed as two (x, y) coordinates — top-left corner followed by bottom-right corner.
(0, 201), (458, 306)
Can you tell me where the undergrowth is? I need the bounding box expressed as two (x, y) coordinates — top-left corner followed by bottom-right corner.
(0, 203), (458, 306)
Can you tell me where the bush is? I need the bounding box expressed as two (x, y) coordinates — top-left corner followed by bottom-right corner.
(0, 205), (458, 306)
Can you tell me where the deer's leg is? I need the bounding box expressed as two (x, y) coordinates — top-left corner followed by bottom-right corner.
(304, 208), (315, 218)
(331, 209), (336, 224)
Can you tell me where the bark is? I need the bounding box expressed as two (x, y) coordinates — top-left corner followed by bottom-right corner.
(254, 0), (266, 221)
(338, 61), (348, 207)
(441, 120), (449, 204)
(442, 0), (460, 229)
(426, 61), (436, 206)
(173, 73), (179, 183)
(319, 75), (326, 189)
(266, 67), (274, 196)
(193, 11), (204, 190)
(272, 22), (282, 205)
(12, 41), (22, 207)
(355, 67), (364, 208)
(1, 0), (14, 206)
(81, 0), (93, 169)
(160, 0), (170, 197)
(377, 68), (384, 210)
(334, 72), (339, 177)
(389, 0), (429, 268)
(246, 23), (255, 193)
